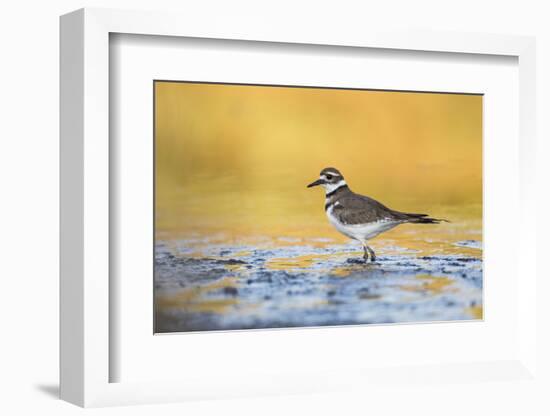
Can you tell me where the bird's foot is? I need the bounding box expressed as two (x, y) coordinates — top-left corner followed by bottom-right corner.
(366, 246), (377, 262)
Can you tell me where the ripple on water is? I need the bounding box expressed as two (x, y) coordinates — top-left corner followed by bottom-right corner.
(154, 235), (483, 332)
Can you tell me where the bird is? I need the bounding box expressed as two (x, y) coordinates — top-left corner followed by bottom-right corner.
(307, 167), (447, 262)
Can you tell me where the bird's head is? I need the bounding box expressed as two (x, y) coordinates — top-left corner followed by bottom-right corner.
(307, 167), (347, 193)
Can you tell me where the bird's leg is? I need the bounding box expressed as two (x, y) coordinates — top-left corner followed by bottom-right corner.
(362, 243), (369, 263)
(366, 246), (376, 262)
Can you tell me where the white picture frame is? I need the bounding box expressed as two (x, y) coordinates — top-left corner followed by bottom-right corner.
(60, 7), (537, 407)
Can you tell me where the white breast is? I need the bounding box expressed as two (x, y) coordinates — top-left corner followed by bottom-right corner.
(326, 204), (399, 242)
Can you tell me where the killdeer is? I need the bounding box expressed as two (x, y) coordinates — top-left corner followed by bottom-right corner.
(307, 167), (447, 262)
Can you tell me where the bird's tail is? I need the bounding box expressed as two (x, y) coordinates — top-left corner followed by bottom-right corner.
(395, 211), (450, 224)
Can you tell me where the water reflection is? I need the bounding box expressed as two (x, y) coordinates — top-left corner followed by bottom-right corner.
(152, 83), (483, 333)
(155, 221), (482, 332)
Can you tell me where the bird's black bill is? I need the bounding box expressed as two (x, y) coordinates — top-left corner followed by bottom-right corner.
(307, 179), (325, 188)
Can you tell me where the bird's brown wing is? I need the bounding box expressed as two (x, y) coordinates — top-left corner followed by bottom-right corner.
(333, 194), (403, 225)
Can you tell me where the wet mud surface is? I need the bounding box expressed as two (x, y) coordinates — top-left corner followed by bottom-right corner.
(154, 235), (483, 332)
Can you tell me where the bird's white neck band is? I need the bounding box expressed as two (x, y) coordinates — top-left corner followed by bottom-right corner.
(324, 180), (347, 195)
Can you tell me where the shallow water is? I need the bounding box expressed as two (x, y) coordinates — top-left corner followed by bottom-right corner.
(154, 224), (482, 332)
(153, 83), (482, 332)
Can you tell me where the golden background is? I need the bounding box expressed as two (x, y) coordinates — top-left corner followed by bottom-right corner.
(155, 81), (482, 242)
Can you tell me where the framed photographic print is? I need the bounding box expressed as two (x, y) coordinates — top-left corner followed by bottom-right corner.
(60, 8), (538, 408)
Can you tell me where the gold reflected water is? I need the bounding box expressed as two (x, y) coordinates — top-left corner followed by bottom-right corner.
(154, 82), (483, 325)
(399, 274), (457, 295)
(155, 82), (482, 242)
(157, 277), (242, 314)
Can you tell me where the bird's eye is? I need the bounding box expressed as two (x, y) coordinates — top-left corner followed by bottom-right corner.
(325, 174), (333, 180)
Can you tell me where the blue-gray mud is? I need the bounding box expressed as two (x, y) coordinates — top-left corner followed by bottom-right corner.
(154, 238), (482, 333)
